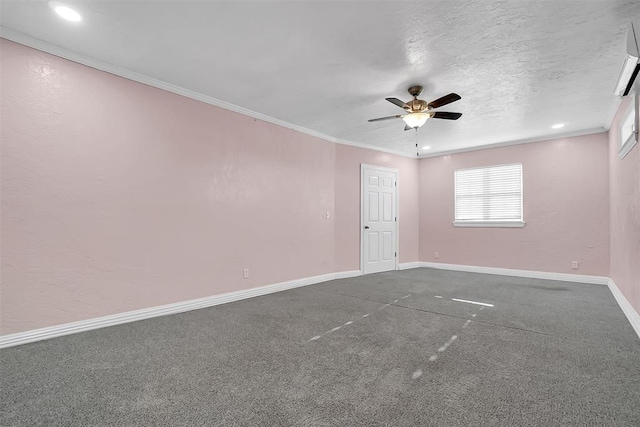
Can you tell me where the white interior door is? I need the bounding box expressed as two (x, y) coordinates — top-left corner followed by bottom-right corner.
(361, 165), (398, 274)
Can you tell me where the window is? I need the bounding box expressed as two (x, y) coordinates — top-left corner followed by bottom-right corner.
(619, 95), (637, 159)
(454, 163), (524, 228)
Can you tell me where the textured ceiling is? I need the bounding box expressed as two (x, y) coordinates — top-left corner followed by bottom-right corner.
(1, 1), (639, 156)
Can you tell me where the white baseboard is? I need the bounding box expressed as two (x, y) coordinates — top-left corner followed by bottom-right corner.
(417, 261), (609, 285)
(334, 270), (362, 279)
(2, 264), (632, 348)
(399, 262), (421, 270)
(0, 270), (360, 349)
(406, 262), (639, 338)
(607, 279), (640, 339)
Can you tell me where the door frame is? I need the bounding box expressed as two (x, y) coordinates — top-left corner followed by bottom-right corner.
(360, 164), (400, 274)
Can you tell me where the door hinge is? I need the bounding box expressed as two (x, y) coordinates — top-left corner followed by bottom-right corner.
(395, 216), (397, 222)
(395, 181), (397, 187)
(395, 252), (397, 257)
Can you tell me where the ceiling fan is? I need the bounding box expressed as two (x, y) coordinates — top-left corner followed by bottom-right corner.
(368, 86), (462, 130)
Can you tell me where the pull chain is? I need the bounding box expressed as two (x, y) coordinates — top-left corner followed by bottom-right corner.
(415, 128), (419, 157)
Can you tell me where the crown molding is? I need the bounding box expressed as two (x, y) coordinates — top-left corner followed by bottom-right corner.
(333, 137), (416, 157)
(0, 27), (416, 159)
(604, 97), (624, 131)
(418, 127), (607, 158)
(0, 27), (619, 161)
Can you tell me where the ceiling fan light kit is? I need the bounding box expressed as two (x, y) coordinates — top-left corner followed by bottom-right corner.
(368, 85), (462, 131)
(403, 113), (430, 129)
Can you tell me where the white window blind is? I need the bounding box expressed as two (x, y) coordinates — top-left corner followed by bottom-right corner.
(454, 163), (523, 226)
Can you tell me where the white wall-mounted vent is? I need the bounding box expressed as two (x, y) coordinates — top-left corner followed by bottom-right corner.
(614, 22), (640, 97)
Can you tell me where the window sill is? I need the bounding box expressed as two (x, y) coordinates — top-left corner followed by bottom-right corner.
(619, 135), (638, 159)
(453, 221), (526, 228)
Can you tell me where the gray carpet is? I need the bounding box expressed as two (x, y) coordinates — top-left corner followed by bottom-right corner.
(2, 268), (640, 426)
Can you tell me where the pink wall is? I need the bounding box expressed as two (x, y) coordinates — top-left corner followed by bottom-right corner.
(1, 40), (341, 334)
(1, 40), (422, 335)
(418, 134), (610, 276)
(0, 38), (628, 336)
(609, 96), (640, 314)
(334, 145), (419, 272)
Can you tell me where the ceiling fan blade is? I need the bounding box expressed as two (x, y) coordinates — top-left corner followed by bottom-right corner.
(431, 111), (462, 120)
(368, 115), (403, 122)
(427, 93), (461, 109)
(385, 97), (408, 109)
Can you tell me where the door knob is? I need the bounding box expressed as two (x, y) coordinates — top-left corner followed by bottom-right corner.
(364, 226), (370, 229)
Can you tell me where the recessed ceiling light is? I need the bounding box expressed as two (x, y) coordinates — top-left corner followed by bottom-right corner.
(551, 123), (565, 129)
(422, 146), (431, 150)
(49, 2), (82, 22)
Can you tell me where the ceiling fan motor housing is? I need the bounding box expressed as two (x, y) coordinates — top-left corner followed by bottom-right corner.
(406, 99), (428, 112)
(407, 85), (424, 97)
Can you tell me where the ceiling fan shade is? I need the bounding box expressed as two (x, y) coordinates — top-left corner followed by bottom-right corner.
(427, 93), (461, 109)
(402, 113), (430, 128)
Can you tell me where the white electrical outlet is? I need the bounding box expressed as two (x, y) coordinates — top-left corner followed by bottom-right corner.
(243, 268), (249, 279)
(571, 261), (578, 270)
(434, 251), (439, 259)
(326, 211), (330, 219)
